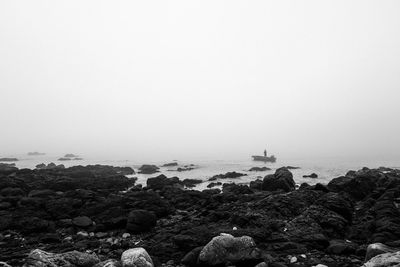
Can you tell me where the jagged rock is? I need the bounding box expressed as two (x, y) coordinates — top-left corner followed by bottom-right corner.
(182, 179), (202, 188)
(121, 248), (153, 267)
(262, 167), (295, 192)
(0, 262), (12, 267)
(126, 210), (157, 233)
(146, 175), (182, 190)
(23, 249), (99, 267)
(198, 233), (261, 266)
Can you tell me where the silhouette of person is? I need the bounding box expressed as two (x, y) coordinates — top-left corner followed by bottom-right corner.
(264, 149), (267, 157)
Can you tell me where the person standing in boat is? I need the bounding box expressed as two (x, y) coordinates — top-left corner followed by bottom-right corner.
(264, 149), (267, 157)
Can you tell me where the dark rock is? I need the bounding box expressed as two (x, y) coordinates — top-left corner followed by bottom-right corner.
(262, 167), (295, 192)
(222, 183), (253, 195)
(138, 164), (159, 174)
(207, 182), (222, 188)
(27, 152), (45, 156)
(181, 246), (203, 266)
(326, 239), (357, 255)
(162, 162), (178, 167)
(126, 210), (157, 233)
(0, 158), (18, 162)
(72, 216), (93, 228)
(249, 167), (271, 172)
(146, 174), (182, 190)
(285, 166), (300, 170)
(303, 173), (318, 178)
(58, 157), (72, 161)
(182, 179), (202, 188)
(64, 154), (79, 158)
(209, 172), (247, 181)
(250, 179), (263, 190)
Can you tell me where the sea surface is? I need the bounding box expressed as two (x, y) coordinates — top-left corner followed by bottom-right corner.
(6, 154), (400, 190)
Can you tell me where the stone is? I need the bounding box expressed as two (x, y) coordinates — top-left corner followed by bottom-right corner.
(198, 233), (261, 266)
(138, 165), (159, 174)
(23, 249), (99, 267)
(73, 216), (93, 228)
(362, 251), (400, 267)
(303, 173), (318, 178)
(248, 167), (271, 172)
(365, 243), (399, 261)
(121, 248), (153, 267)
(262, 167), (295, 192)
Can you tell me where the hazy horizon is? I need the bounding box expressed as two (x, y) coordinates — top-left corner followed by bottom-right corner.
(1, 1), (400, 162)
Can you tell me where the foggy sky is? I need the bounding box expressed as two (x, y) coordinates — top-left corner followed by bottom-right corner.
(1, 1), (400, 161)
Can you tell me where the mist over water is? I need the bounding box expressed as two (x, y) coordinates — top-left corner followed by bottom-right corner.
(1, 1), (400, 168)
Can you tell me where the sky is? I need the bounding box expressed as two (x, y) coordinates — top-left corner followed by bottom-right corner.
(1, 1), (400, 161)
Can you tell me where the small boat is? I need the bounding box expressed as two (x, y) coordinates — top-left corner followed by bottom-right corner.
(252, 155), (277, 163)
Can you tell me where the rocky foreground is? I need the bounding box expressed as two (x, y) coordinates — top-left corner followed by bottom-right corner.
(1, 164), (400, 267)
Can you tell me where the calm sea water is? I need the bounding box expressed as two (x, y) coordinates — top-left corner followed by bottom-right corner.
(7, 154), (400, 190)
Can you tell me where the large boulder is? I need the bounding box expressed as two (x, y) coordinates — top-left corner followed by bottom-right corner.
(23, 249), (100, 267)
(363, 251), (400, 267)
(121, 248), (153, 267)
(146, 175), (182, 190)
(198, 233), (262, 266)
(365, 243), (400, 261)
(262, 167), (295, 192)
(126, 210), (157, 233)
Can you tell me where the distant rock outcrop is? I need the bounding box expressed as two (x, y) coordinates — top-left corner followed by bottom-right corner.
(0, 158), (18, 162)
(138, 165), (159, 174)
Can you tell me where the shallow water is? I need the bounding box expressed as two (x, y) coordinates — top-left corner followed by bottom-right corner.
(6, 154), (400, 190)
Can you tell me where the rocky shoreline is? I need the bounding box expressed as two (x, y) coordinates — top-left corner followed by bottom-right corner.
(1, 164), (400, 266)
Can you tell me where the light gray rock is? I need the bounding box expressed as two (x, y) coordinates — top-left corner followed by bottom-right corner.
(365, 243), (399, 261)
(198, 233), (261, 266)
(93, 259), (122, 267)
(23, 249), (100, 267)
(363, 251), (400, 267)
(121, 248), (153, 267)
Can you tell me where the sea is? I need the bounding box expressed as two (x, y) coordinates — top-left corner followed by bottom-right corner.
(6, 154), (400, 191)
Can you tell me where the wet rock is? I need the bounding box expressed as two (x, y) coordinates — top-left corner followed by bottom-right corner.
(121, 248), (153, 267)
(23, 249), (100, 267)
(262, 167), (295, 192)
(126, 210), (157, 233)
(198, 233), (261, 266)
(138, 165), (159, 174)
(249, 179), (263, 190)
